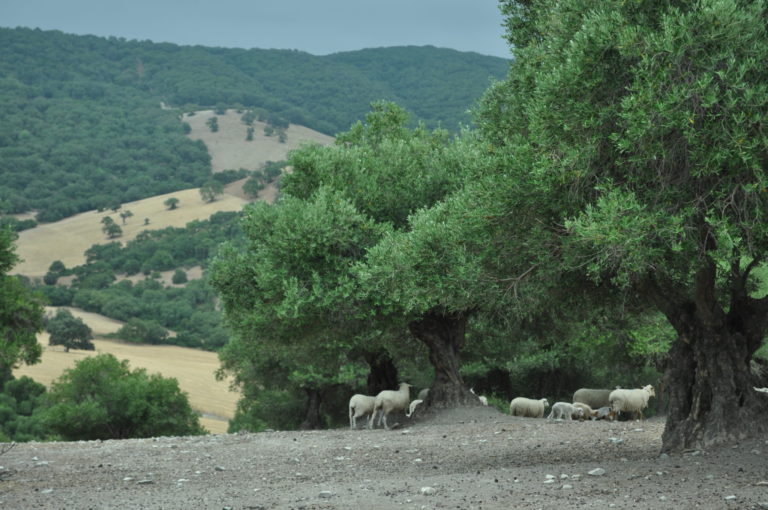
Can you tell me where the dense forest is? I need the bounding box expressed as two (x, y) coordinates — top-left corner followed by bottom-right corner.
(0, 27), (508, 221)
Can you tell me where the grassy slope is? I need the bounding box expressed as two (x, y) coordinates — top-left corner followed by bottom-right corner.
(11, 112), (334, 434)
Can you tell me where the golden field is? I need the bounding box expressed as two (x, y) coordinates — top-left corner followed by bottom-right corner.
(9, 111), (334, 434)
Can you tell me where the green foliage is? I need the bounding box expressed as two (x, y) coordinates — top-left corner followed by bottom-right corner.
(0, 228), (45, 388)
(42, 353), (204, 440)
(164, 197), (180, 210)
(46, 308), (95, 352)
(172, 269), (188, 284)
(199, 180), (224, 203)
(114, 318), (169, 345)
(0, 376), (49, 442)
(0, 28), (505, 221)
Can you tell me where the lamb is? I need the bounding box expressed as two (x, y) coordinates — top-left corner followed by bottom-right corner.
(370, 382), (412, 429)
(406, 399), (423, 418)
(593, 406), (616, 421)
(547, 401), (583, 420)
(509, 397), (550, 418)
(609, 384), (655, 420)
(572, 402), (597, 420)
(470, 388), (489, 406)
(348, 394), (376, 429)
(572, 388), (613, 409)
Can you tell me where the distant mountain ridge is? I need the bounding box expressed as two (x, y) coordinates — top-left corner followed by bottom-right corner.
(0, 27), (509, 221)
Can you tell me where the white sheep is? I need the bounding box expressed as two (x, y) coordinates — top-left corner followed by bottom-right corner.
(470, 388), (489, 406)
(547, 401), (583, 420)
(370, 382), (412, 430)
(417, 388), (430, 401)
(572, 388), (613, 409)
(348, 394), (376, 429)
(609, 384), (655, 420)
(572, 402), (597, 420)
(509, 397), (549, 418)
(406, 399), (423, 418)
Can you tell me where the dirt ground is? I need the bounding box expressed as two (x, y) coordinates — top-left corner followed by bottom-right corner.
(2, 406), (767, 510)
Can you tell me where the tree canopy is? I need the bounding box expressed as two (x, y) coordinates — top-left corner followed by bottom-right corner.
(210, 1), (768, 452)
(43, 353), (204, 440)
(0, 228), (45, 390)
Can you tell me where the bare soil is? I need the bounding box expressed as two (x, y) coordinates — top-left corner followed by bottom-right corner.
(2, 407), (767, 509)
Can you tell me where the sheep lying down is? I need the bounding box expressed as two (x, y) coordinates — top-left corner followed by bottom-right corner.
(547, 402), (584, 420)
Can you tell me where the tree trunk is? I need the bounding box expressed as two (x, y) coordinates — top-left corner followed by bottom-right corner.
(651, 260), (768, 452)
(364, 349), (398, 396)
(409, 310), (478, 407)
(662, 328), (768, 452)
(299, 387), (323, 430)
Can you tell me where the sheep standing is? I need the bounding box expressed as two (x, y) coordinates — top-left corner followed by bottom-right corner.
(547, 402), (583, 420)
(509, 397), (549, 418)
(572, 388), (613, 409)
(609, 384), (655, 420)
(348, 394), (376, 429)
(370, 382), (412, 430)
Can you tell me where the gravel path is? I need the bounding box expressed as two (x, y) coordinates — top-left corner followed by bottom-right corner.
(2, 407), (767, 509)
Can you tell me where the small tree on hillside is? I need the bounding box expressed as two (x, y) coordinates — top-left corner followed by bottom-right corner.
(46, 309), (95, 352)
(119, 210), (133, 225)
(164, 197), (179, 210)
(206, 116), (219, 133)
(199, 180), (223, 203)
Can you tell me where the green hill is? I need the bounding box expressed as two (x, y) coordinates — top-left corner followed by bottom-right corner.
(0, 27), (508, 222)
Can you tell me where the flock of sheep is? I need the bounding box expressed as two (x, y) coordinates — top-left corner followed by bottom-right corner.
(348, 382), (658, 430)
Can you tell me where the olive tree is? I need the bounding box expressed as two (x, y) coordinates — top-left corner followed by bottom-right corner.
(483, 0), (768, 451)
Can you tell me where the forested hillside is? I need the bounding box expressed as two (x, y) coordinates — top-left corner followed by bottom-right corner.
(0, 27), (508, 222)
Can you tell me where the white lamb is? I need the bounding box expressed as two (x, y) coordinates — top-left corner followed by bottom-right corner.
(470, 388), (489, 406)
(348, 394), (376, 429)
(406, 399), (423, 418)
(509, 397), (549, 418)
(609, 384), (655, 420)
(370, 382), (412, 430)
(547, 401), (583, 420)
(572, 402), (597, 420)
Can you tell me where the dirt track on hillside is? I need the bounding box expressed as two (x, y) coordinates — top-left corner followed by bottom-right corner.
(2, 407), (767, 509)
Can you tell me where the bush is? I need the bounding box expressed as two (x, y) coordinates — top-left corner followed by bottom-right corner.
(172, 269), (188, 284)
(42, 354), (205, 440)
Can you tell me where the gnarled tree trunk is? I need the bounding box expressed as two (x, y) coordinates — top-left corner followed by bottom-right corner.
(650, 260), (768, 452)
(364, 349), (398, 396)
(409, 310), (478, 408)
(299, 387), (323, 430)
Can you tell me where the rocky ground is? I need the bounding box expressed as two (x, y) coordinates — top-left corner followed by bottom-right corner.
(1, 406), (767, 509)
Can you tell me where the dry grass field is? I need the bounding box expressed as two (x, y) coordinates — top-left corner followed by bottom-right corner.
(8, 111), (335, 435)
(184, 108), (334, 173)
(14, 307), (238, 434)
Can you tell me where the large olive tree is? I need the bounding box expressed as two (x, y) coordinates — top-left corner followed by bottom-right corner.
(483, 0), (768, 451)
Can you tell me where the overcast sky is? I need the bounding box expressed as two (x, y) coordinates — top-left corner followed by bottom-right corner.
(1, 0), (510, 59)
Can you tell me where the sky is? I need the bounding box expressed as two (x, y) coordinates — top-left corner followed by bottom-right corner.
(0, 0), (511, 59)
